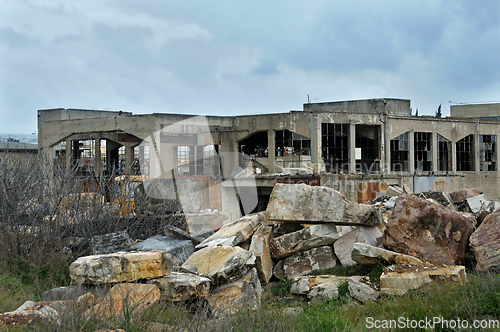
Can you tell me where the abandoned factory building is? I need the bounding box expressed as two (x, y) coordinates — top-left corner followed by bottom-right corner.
(38, 98), (500, 211)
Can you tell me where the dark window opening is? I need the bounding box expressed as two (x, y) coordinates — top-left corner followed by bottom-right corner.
(390, 132), (409, 172)
(176, 145), (219, 176)
(414, 132), (432, 171)
(274, 130), (311, 169)
(437, 134), (451, 172)
(480, 135), (497, 171)
(456, 135), (475, 171)
(356, 125), (380, 172)
(322, 123), (349, 172)
(238, 131), (269, 171)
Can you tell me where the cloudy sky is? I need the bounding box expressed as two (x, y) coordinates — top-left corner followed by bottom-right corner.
(1, 0), (499, 134)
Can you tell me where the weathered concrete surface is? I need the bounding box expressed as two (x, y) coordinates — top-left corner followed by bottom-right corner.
(86, 283), (160, 317)
(470, 210), (500, 271)
(249, 225), (274, 284)
(129, 236), (194, 266)
(70, 251), (173, 284)
(381, 194), (476, 265)
(181, 246), (255, 285)
(272, 222), (304, 237)
(196, 213), (262, 249)
(269, 224), (341, 260)
(148, 272), (210, 301)
(273, 246), (337, 279)
(290, 275), (349, 301)
(207, 268), (261, 318)
(91, 231), (131, 255)
(0, 301), (60, 327)
(348, 276), (380, 303)
(266, 184), (348, 223)
(466, 194), (487, 214)
(476, 200), (500, 224)
(342, 203), (382, 226)
(380, 265), (466, 296)
(163, 224), (213, 246)
(449, 188), (482, 204)
(419, 191), (456, 210)
(351, 243), (423, 266)
(334, 227), (382, 266)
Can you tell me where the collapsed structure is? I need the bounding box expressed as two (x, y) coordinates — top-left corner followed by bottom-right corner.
(38, 99), (500, 213)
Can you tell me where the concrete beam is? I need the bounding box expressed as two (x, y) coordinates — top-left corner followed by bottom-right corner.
(349, 122), (356, 173)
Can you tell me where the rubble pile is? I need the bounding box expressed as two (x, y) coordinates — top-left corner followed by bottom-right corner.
(3, 183), (499, 328)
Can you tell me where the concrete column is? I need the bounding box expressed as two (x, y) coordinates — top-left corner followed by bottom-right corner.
(65, 139), (72, 173)
(349, 122), (356, 173)
(384, 122), (390, 174)
(124, 143), (135, 175)
(432, 131), (438, 172)
(267, 130), (275, 173)
(451, 138), (457, 174)
(497, 136), (500, 172)
(475, 133), (480, 172)
(409, 130), (415, 173)
(94, 138), (101, 177)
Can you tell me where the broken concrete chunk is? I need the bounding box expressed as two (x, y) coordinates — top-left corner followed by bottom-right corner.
(476, 200), (500, 224)
(70, 251), (173, 285)
(342, 203), (382, 226)
(419, 190), (456, 210)
(334, 227), (382, 266)
(380, 265), (465, 296)
(449, 188), (482, 204)
(180, 246), (255, 285)
(383, 196), (398, 210)
(249, 225), (274, 284)
(207, 268), (261, 318)
(351, 243), (423, 266)
(272, 222), (304, 237)
(273, 246), (337, 279)
(348, 276), (380, 303)
(266, 184), (348, 223)
(196, 213), (262, 249)
(0, 301), (60, 327)
(381, 193), (476, 265)
(86, 283), (160, 317)
(269, 224), (341, 260)
(467, 194), (487, 214)
(148, 272), (210, 301)
(470, 209), (500, 271)
(386, 185), (403, 197)
(290, 275), (349, 301)
(163, 225), (213, 246)
(90, 231), (131, 255)
(129, 236), (194, 266)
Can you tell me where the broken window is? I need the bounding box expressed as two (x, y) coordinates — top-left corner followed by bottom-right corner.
(176, 145), (219, 176)
(480, 135), (497, 171)
(414, 132), (432, 171)
(239, 131), (269, 171)
(322, 123), (349, 172)
(456, 134), (475, 171)
(275, 130), (311, 169)
(437, 134), (451, 171)
(356, 125), (380, 172)
(390, 132), (409, 172)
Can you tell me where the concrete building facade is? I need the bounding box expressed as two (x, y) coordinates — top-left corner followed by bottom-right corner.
(38, 99), (500, 206)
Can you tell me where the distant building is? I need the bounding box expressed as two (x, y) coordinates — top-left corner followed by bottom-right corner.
(451, 103), (500, 120)
(0, 142), (38, 165)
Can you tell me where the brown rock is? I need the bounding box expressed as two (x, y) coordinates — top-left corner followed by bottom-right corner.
(148, 272), (210, 301)
(449, 188), (482, 203)
(470, 209), (500, 271)
(342, 203), (382, 226)
(381, 193), (475, 265)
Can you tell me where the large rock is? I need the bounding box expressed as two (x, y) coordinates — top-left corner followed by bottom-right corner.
(381, 194), (476, 265)
(91, 231), (131, 255)
(380, 265), (466, 296)
(266, 184), (348, 223)
(0, 301), (60, 328)
(334, 227), (382, 266)
(249, 225), (274, 284)
(273, 246), (337, 279)
(207, 268), (261, 317)
(180, 246), (255, 285)
(351, 243), (423, 266)
(70, 251), (173, 284)
(196, 213), (262, 249)
(419, 191), (456, 210)
(466, 194), (487, 214)
(476, 200), (500, 224)
(269, 224), (342, 260)
(342, 203), (382, 226)
(148, 272), (210, 301)
(86, 283), (160, 317)
(348, 276), (380, 303)
(163, 225), (213, 246)
(449, 188), (482, 203)
(470, 210), (500, 271)
(291, 275), (349, 301)
(129, 236), (194, 266)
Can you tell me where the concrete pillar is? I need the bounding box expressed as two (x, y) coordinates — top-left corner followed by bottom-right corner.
(267, 129), (275, 173)
(451, 138), (457, 174)
(65, 139), (72, 173)
(349, 122), (356, 173)
(383, 122), (390, 174)
(432, 131), (438, 172)
(409, 130), (415, 173)
(124, 143), (135, 175)
(94, 138), (101, 177)
(475, 133), (480, 172)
